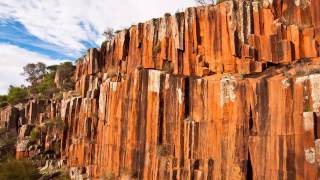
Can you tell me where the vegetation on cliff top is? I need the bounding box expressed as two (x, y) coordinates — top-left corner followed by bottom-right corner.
(0, 61), (75, 107)
(7, 86), (29, 105)
(0, 95), (8, 108)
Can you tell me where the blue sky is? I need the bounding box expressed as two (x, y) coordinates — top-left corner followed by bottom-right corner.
(0, 0), (196, 94)
(0, 19), (76, 60)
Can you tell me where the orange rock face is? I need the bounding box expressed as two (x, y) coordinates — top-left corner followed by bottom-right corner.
(0, 106), (19, 132)
(61, 67), (320, 179)
(2, 0), (320, 179)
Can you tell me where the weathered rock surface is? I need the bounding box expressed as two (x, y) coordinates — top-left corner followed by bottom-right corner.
(60, 65), (320, 179)
(0, 106), (19, 132)
(2, 0), (320, 179)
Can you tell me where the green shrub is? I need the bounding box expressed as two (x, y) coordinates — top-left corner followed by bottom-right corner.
(0, 130), (17, 160)
(30, 128), (40, 142)
(54, 117), (65, 130)
(0, 102), (8, 108)
(30, 72), (57, 99)
(45, 117), (65, 131)
(0, 156), (40, 180)
(0, 95), (8, 108)
(0, 135), (16, 147)
(7, 86), (28, 105)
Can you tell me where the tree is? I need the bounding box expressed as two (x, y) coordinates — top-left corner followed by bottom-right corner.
(103, 27), (115, 41)
(7, 86), (28, 105)
(55, 62), (75, 90)
(195, 0), (215, 5)
(22, 62), (47, 85)
(29, 71), (57, 99)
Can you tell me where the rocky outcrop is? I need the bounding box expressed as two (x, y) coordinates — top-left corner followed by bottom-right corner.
(75, 0), (320, 79)
(2, 0), (320, 179)
(0, 106), (19, 132)
(61, 65), (320, 179)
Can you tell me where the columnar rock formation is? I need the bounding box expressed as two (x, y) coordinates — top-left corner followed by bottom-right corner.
(2, 0), (320, 179)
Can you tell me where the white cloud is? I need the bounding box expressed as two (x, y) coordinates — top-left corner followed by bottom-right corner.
(0, 0), (196, 57)
(0, 44), (65, 95)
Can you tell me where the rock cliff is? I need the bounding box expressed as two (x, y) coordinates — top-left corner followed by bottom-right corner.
(2, 0), (320, 179)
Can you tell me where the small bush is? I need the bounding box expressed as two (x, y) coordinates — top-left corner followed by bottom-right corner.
(0, 95), (8, 108)
(30, 128), (40, 142)
(0, 136), (16, 147)
(157, 145), (171, 157)
(45, 117), (65, 132)
(0, 130), (17, 160)
(0, 156), (40, 180)
(52, 117), (65, 130)
(30, 72), (57, 99)
(0, 102), (8, 108)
